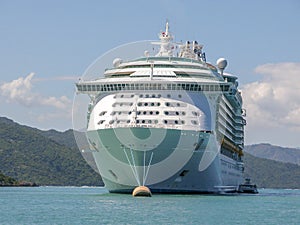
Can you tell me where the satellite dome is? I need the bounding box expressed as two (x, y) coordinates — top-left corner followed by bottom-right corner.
(216, 58), (228, 70)
(113, 58), (123, 67)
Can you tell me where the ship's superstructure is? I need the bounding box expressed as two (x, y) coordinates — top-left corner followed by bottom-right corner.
(76, 22), (246, 193)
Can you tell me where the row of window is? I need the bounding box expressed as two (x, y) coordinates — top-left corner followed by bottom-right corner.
(98, 119), (200, 125)
(77, 82), (230, 92)
(99, 110), (198, 117)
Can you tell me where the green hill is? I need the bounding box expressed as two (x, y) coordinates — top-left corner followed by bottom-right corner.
(1, 116), (300, 188)
(0, 117), (103, 186)
(243, 152), (300, 188)
(0, 171), (17, 186)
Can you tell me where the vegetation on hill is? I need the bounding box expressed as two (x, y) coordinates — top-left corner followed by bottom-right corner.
(1, 116), (300, 188)
(0, 117), (103, 186)
(243, 152), (300, 189)
(0, 171), (17, 186)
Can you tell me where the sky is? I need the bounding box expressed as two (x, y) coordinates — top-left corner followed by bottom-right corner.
(0, 0), (300, 147)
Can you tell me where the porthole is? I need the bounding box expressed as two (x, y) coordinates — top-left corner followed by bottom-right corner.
(138, 102), (142, 106)
(150, 111), (153, 115)
(142, 120), (145, 123)
(144, 103), (148, 106)
(148, 120), (152, 124)
(111, 111), (116, 116)
(127, 120), (130, 123)
(128, 111), (132, 115)
(164, 120), (168, 124)
(120, 95), (124, 98)
(152, 94), (156, 98)
(145, 94), (149, 98)
(175, 120), (178, 124)
(164, 111), (169, 115)
(181, 121), (185, 124)
(139, 94), (143, 98)
(154, 120), (158, 124)
(109, 120), (114, 124)
(99, 111), (107, 116)
(191, 120), (197, 125)
(117, 120), (120, 124)
(131, 94), (134, 98)
(136, 120), (140, 123)
(158, 94), (161, 98)
(129, 103), (133, 106)
(165, 102), (170, 106)
(151, 103), (155, 106)
(182, 112), (186, 116)
(156, 111), (159, 115)
(167, 94), (171, 98)
(143, 111), (147, 115)
(137, 111), (141, 115)
(177, 103), (180, 106)
(178, 94), (182, 98)
(192, 112), (198, 116)
(176, 112), (179, 115)
(157, 102), (161, 106)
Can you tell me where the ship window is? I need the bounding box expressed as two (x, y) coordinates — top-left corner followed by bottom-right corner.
(177, 103), (180, 106)
(142, 120), (145, 123)
(109, 120), (114, 124)
(139, 94), (143, 98)
(165, 102), (170, 106)
(178, 94), (182, 98)
(150, 111), (153, 115)
(137, 111), (141, 115)
(191, 120), (197, 125)
(148, 120), (152, 124)
(99, 111), (107, 116)
(157, 103), (161, 106)
(158, 94), (161, 98)
(111, 111), (116, 116)
(98, 120), (105, 125)
(138, 102), (142, 106)
(152, 94), (156, 98)
(127, 120), (130, 123)
(143, 111), (147, 115)
(128, 111), (132, 115)
(144, 103), (148, 106)
(167, 94), (171, 98)
(175, 120), (178, 124)
(181, 121), (185, 124)
(176, 112), (179, 115)
(151, 103), (155, 106)
(145, 94), (149, 98)
(156, 111), (159, 115)
(164, 111), (169, 115)
(164, 120), (168, 124)
(136, 120), (140, 123)
(192, 112), (199, 116)
(154, 120), (158, 124)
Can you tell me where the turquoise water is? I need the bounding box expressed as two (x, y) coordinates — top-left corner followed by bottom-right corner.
(0, 187), (299, 225)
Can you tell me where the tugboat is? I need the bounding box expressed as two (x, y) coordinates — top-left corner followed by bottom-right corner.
(238, 178), (258, 194)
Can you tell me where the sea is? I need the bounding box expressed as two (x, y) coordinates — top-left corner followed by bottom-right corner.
(0, 187), (299, 225)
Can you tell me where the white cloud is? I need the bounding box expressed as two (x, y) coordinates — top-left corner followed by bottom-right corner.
(0, 73), (72, 109)
(242, 62), (300, 131)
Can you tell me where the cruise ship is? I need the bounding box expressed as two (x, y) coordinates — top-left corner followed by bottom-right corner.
(75, 22), (246, 194)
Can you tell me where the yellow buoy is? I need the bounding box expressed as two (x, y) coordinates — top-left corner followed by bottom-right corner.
(132, 186), (152, 197)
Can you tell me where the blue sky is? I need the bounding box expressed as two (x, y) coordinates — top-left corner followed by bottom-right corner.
(0, 0), (300, 147)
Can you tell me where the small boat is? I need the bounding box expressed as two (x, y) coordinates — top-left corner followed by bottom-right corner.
(238, 178), (258, 194)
